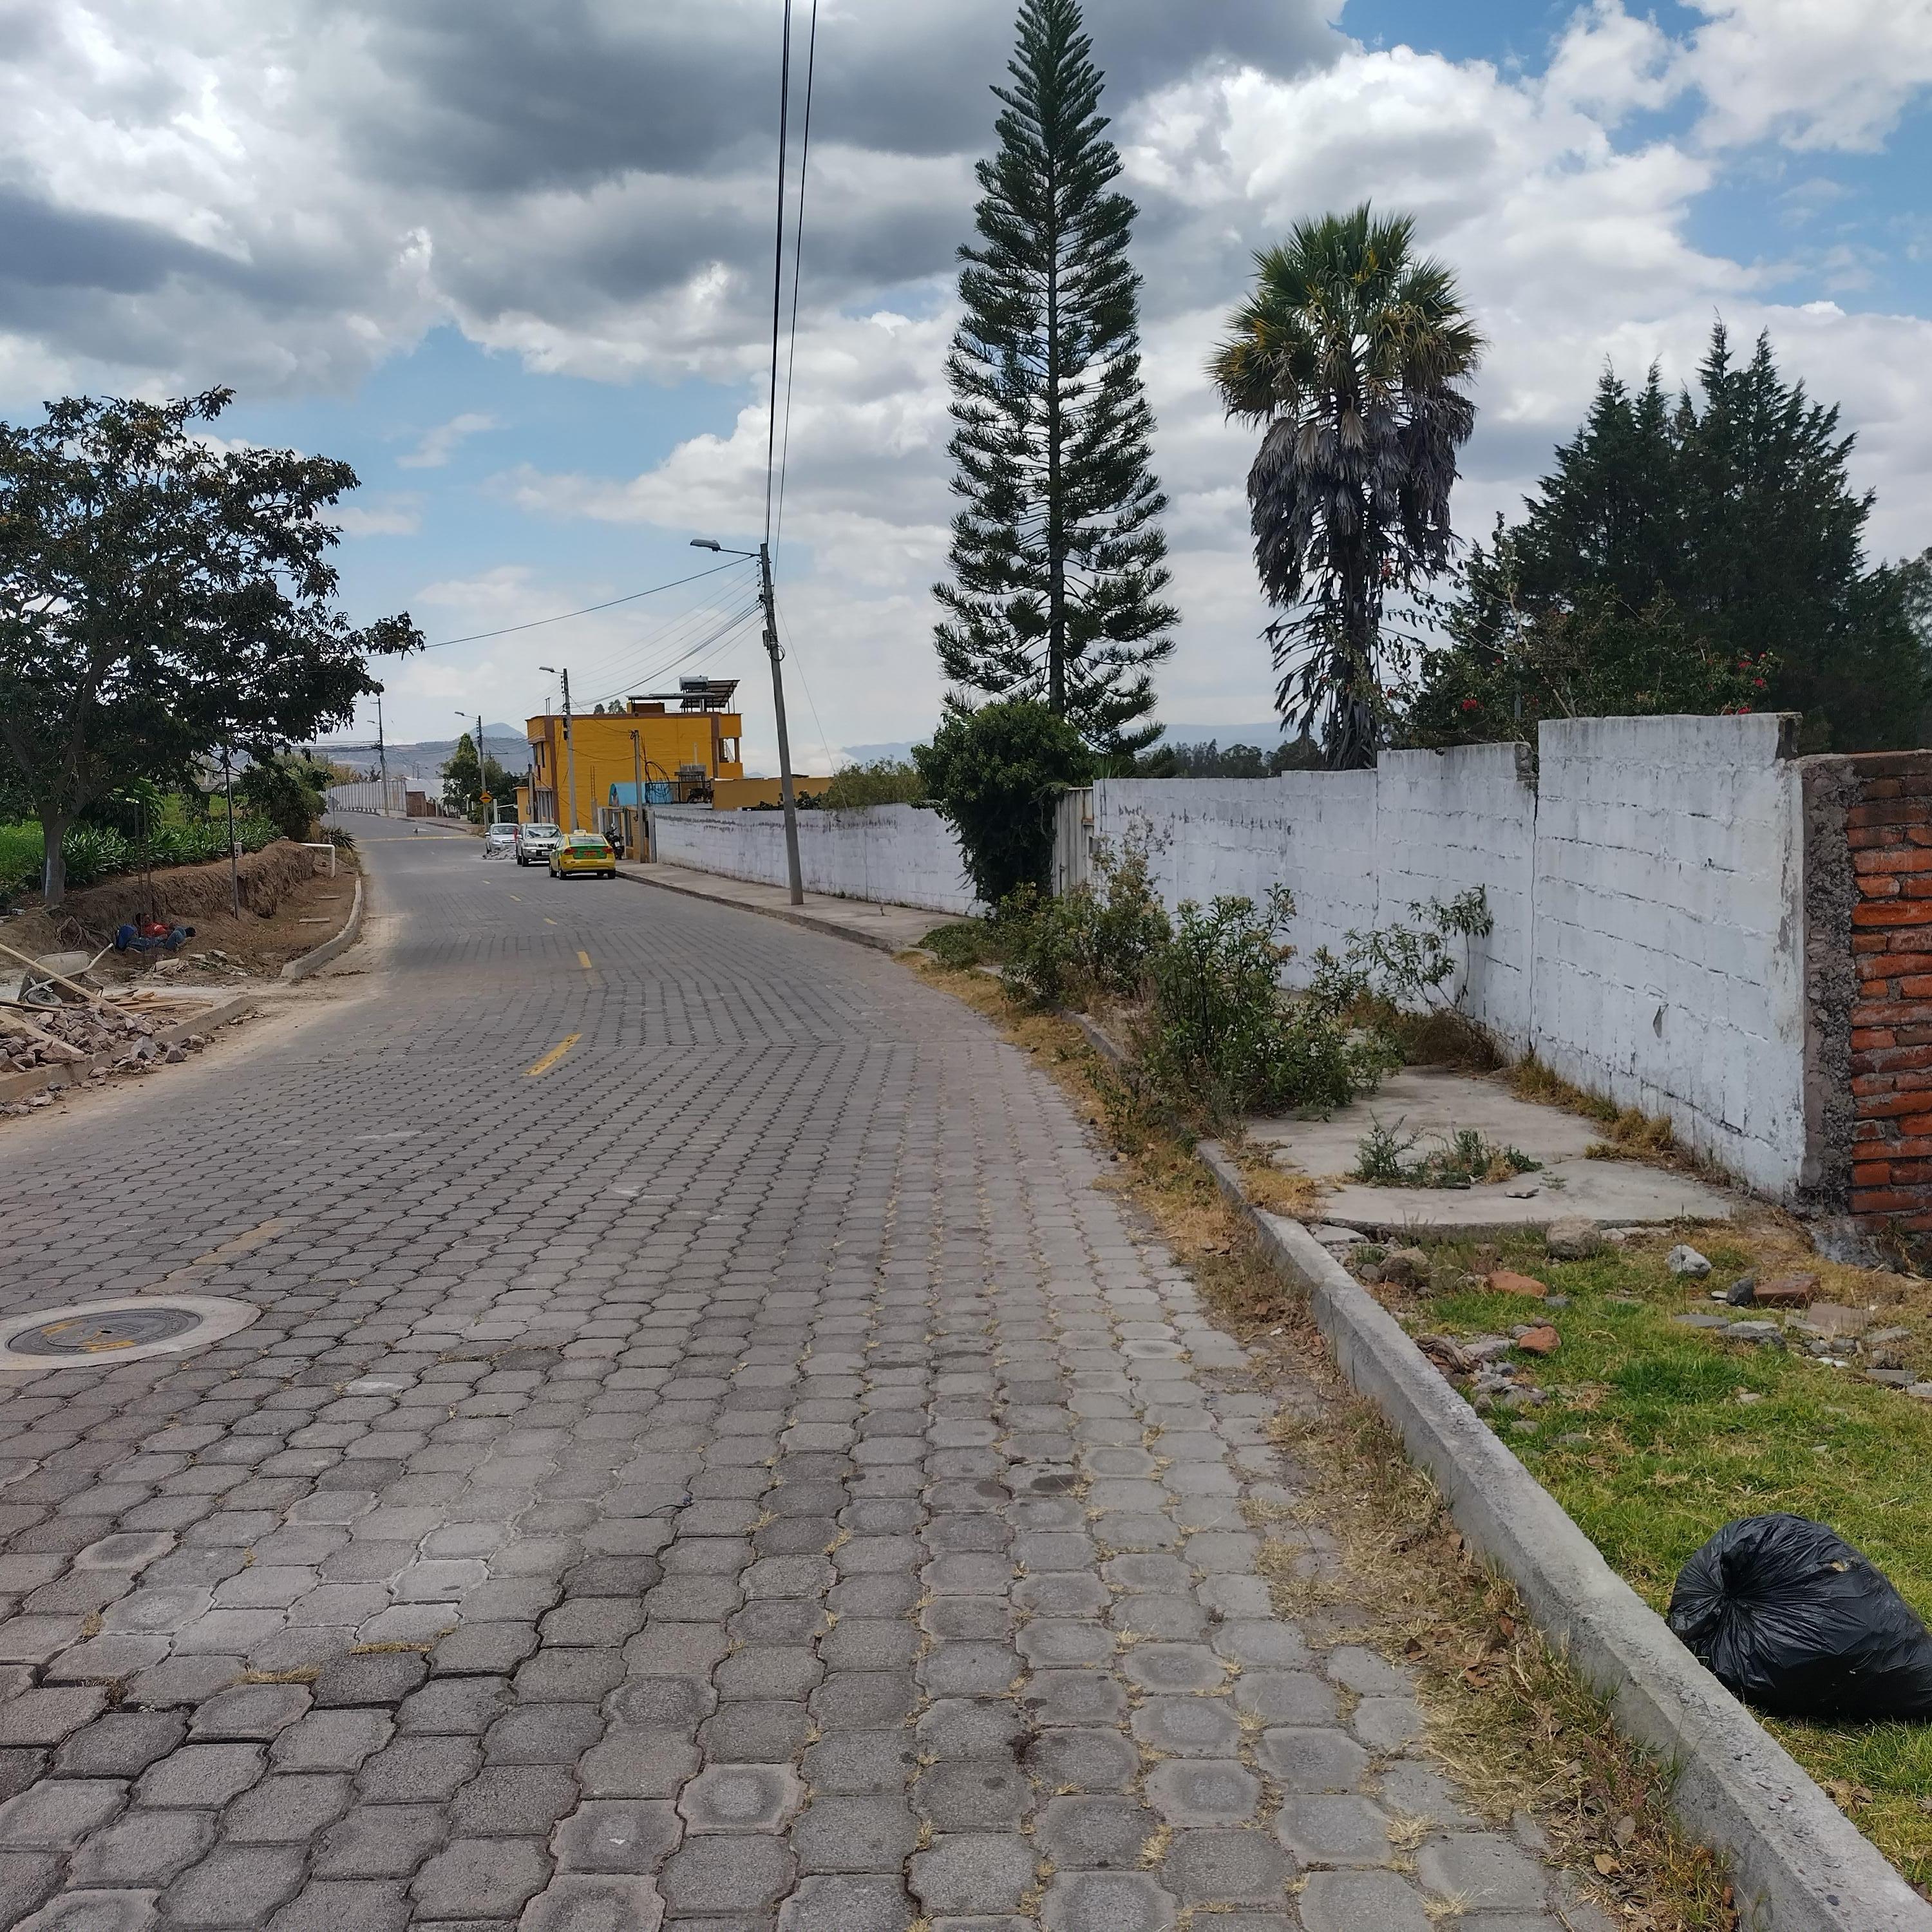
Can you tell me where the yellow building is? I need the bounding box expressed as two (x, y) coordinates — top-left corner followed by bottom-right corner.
(526, 681), (745, 831)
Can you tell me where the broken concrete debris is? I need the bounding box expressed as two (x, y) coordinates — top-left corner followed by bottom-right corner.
(1667, 1244), (1712, 1276)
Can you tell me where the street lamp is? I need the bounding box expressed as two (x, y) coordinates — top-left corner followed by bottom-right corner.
(457, 708), (487, 827)
(691, 536), (803, 905)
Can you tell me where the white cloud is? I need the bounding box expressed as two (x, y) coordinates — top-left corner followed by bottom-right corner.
(1, 0), (1928, 747)
(333, 493), (421, 536)
(397, 410), (493, 468)
(1682, 0), (1932, 152)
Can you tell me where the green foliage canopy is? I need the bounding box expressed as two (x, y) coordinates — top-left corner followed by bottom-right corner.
(0, 388), (420, 903)
(913, 698), (1094, 907)
(934, 0), (1177, 756)
(1409, 327), (1927, 752)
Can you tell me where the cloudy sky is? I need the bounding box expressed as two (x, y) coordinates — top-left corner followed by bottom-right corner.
(7, 0), (1931, 767)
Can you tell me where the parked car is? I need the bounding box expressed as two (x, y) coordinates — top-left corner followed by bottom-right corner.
(550, 830), (618, 880)
(516, 822), (562, 866)
(483, 822), (520, 859)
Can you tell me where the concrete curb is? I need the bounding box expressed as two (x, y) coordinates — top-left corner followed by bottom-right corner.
(282, 871), (365, 982)
(1196, 1136), (1932, 1932)
(612, 865), (904, 955)
(0, 994), (256, 1106)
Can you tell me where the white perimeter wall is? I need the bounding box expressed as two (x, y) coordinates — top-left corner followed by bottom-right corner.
(652, 803), (978, 918)
(653, 719), (1806, 1196)
(1530, 715), (1804, 1198)
(1088, 743), (1538, 1050)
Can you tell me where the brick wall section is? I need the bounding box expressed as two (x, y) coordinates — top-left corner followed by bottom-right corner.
(1833, 753), (1932, 1227)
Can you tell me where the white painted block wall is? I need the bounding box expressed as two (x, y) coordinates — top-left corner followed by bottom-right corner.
(651, 718), (1808, 1197)
(651, 804), (979, 918)
(1086, 744), (1538, 1048)
(1530, 715), (1804, 1197)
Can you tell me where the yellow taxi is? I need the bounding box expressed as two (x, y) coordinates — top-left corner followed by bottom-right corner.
(548, 830), (618, 880)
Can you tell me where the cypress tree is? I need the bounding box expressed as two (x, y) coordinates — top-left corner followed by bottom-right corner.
(934, 0), (1176, 757)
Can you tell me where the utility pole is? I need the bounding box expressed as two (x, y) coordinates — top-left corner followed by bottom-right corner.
(758, 544), (805, 905)
(540, 667), (578, 829)
(688, 537), (802, 904)
(375, 689), (391, 816)
(630, 730), (645, 861)
(476, 712), (487, 822)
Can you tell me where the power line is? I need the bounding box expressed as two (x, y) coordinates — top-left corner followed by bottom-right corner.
(774, 602), (833, 776)
(565, 586), (760, 692)
(417, 557), (753, 650)
(582, 599), (764, 710)
(764, 0), (795, 547)
(772, 0), (820, 561)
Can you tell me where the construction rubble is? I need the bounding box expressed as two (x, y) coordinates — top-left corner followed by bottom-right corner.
(0, 944), (222, 1113)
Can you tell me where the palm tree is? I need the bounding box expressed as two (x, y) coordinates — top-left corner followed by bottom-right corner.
(1210, 205), (1482, 768)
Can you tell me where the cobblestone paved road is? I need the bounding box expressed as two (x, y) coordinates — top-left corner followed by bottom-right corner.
(0, 823), (1601, 1931)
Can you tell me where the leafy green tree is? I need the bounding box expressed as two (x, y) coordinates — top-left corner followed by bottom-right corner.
(239, 755), (325, 842)
(1210, 205), (1483, 770)
(0, 389), (419, 905)
(1411, 330), (1925, 750)
(440, 734), (524, 823)
(914, 699), (1094, 906)
(934, 0), (1177, 757)
(820, 759), (926, 809)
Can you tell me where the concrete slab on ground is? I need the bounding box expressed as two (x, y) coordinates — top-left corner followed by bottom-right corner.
(1248, 1067), (1737, 1235)
(615, 858), (943, 952)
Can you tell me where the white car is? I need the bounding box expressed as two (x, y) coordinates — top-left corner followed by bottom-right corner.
(483, 822), (520, 859)
(516, 822), (562, 866)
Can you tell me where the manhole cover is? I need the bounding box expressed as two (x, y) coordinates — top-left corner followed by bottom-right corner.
(0, 1294), (261, 1370)
(8, 1306), (206, 1356)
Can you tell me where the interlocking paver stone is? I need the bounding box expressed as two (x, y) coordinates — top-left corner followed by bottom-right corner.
(1416, 1833), (1552, 1911)
(1298, 1866), (1435, 1932)
(907, 1833), (1036, 1915)
(1162, 1826), (1294, 1904)
(1040, 1870), (1179, 1932)
(0, 831), (1584, 1932)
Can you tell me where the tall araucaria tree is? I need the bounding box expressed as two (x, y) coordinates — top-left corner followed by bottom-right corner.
(934, 0), (1177, 758)
(1210, 205), (1483, 769)
(0, 389), (421, 905)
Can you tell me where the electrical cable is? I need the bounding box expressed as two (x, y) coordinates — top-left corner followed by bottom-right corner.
(564, 585), (760, 694)
(582, 599), (764, 712)
(772, 0), (819, 562)
(773, 601), (834, 775)
(417, 557), (752, 650)
(764, 0), (795, 548)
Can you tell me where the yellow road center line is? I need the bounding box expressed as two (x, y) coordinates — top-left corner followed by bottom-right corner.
(544, 916), (557, 926)
(509, 894), (522, 902)
(577, 950), (593, 970)
(524, 1034), (581, 1079)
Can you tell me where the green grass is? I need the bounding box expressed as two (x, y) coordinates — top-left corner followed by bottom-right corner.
(1409, 1228), (1932, 1888)
(0, 822), (43, 896)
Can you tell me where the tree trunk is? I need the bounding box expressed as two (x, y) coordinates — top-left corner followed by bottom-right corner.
(39, 810), (70, 909)
(1045, 144), (1065, 716)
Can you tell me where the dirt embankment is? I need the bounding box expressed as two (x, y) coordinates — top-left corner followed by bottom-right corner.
(8, 840), (359, 980)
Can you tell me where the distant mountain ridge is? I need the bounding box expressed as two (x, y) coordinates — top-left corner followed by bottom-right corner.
(317, 725), (529, 782)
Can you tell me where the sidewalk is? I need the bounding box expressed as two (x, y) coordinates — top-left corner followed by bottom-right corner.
(614, 858), (945, 952)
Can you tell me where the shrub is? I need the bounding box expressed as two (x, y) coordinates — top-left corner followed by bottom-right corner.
(1000, 826), (1171, 1010)
(1139, 889), (1396, 1118)
(821, 759), (925, 809)
(914, 699), (1094, 906)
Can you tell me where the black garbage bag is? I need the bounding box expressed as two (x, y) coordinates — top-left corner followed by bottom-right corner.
(1667, 1514), (1932, 1720)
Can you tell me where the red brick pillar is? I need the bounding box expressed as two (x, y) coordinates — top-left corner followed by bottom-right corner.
(1804, 752), (1932, 1228)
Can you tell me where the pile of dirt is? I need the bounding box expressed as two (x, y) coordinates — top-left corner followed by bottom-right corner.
(56, 839), (320, 929)
(6, 842), (357, 981)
